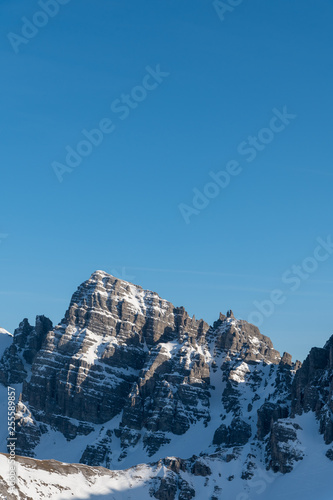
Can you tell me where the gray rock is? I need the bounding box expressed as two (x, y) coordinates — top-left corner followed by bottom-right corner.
(0, 344), (26, 385)
(257, 402), (289, 440)
(291, 338), (333, 444)
(213, 417), (251, 447)
(280, 352), (292, 366)
(268, 421), (304, 473)
(191, 459), (212, 476)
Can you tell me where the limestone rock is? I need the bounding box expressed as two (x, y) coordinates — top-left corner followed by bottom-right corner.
(213, 417), (251, 447)
(1, 270), (331, 483)
(268, 421), (304, 473)
(291, 339), (333, 444)
(257, 402), (289, 440)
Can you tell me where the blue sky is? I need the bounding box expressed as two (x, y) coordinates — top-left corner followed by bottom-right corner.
(0, 0), (332, 362)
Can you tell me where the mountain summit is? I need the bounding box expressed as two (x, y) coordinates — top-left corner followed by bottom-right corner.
(0, 271), (332, 499)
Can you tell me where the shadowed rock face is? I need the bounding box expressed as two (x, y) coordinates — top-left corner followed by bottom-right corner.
(291, 335), (333, 444)
(0, 316), (53, 385)
(1, 270), (331, 481)
(213, 417), (252, 446)
(268, 421), (304, 473)
(257, 402), (289, 440)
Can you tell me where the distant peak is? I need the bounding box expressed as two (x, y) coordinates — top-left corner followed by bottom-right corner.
(0, 327), (13, 337)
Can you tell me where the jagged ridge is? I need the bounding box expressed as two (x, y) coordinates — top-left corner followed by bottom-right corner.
(0, 270), (332, 499)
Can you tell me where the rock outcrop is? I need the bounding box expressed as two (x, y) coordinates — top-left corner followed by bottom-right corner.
(213, 417), (252, 446)
(0, 316), (53, 385)
(267, 420), (304, 473)
(291, 334), (333, 444)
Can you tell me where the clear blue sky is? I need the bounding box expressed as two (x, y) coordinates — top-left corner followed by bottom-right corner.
(1, 0), (332, 362)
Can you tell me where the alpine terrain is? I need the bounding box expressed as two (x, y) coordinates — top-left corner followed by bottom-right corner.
(0, 270), (332, 499)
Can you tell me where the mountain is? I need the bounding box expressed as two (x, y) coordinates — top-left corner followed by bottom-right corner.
(0, 270), (332, 499)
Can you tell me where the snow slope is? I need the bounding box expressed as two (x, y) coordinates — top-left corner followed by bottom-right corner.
(0, 414), (332, 500)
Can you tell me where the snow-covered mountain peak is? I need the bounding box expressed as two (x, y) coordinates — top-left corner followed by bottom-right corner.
(0, 327), (13, 360)
(0, 327), (12, 337)
(1, 273), (332, 499)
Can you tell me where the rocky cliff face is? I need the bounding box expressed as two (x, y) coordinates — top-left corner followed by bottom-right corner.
(16, 272), (212, 452)
(1, 270), (332, 497)
(291, 335), (333, 445)
(0, 316), (52, 385)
